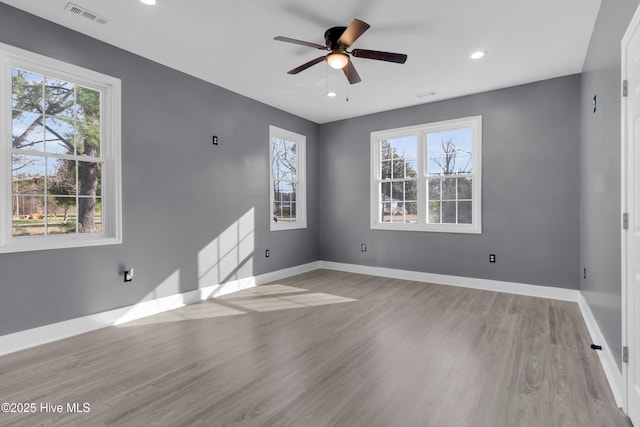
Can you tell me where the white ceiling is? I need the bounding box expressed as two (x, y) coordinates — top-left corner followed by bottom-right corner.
(2, 0), (601, 124)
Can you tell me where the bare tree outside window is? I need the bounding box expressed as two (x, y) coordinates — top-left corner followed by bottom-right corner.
(271, 138), (297, 223)
(427, 129), (473, 225)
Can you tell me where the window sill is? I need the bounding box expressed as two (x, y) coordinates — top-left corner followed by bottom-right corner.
(270, 222), (307, 232)
(0, 234), (122, 254)
(371, 223), (482, 234)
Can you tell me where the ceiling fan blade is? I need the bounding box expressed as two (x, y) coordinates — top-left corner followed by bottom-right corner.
(351, 49), (407, 64)
(343, 59), (362, 84)
(338, 19), (370, 47)
(287, 56), (327, 74)
(274, 36), (327, 50)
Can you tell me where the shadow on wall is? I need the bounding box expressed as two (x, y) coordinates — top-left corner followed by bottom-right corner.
(113, 208), (255, 325)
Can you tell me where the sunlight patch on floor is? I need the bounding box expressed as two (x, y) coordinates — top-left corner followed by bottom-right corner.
(117, 284), (357, 327)
(218, 284), (309, 297)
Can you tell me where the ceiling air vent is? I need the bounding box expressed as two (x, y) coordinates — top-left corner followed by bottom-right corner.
(65, 2), (108, 25)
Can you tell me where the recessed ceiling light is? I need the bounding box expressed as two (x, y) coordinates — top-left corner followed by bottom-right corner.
(327, 91), (337, 97)
(470, 51), (486, 60)
(139, 0), (156, 5)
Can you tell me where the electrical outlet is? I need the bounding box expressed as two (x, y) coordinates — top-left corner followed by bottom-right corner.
(583, 268), (587, 279)
(265, 249), (270, 258)
(361, 243), (367, 253)
(124, 267), (134, 283)
(489, 254), (496, 263)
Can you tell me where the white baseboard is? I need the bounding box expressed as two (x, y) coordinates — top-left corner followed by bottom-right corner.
(0, 258), (623, 410)
(319, 261), (581, 302)
(0, 261), (320, 357)
(256, 261), (321, 286)
(577, 293), (624, 407)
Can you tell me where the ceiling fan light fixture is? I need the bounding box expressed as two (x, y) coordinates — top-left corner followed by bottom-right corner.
(327, 52), (349, 69)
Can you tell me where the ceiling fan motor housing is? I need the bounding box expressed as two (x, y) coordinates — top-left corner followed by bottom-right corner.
(325, 26), (348, 50)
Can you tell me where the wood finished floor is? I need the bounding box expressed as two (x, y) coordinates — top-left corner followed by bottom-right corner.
(0, 269), (632, 427)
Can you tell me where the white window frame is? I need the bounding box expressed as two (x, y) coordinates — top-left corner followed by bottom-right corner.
(0, 42), (122, 253)
(370, 116), (482, 234)
(269, 125), (306, 231)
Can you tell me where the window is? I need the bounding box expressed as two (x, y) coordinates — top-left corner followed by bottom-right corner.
(0, 42), (121, 253)
(269, 125), (306, 231)
(370, 116), (482, 233)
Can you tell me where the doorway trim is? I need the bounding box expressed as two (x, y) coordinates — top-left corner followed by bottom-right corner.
(621, 0), (640, 415)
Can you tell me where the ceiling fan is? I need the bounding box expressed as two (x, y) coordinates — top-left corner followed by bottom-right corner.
(274, 19), (408, 84)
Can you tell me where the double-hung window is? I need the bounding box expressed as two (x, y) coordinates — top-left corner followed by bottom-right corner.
(370, 116), (482, 233)
(0, 42), (122, 253)
(269, 125), (306, 231)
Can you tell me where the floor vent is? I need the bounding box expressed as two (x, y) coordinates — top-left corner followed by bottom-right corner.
(65, 2), (108, 25)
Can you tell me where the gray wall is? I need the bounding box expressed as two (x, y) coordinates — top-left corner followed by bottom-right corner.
(318, 75), (582, 289)
(580, 0), (640, 371)
(0, 4), (319, 336)
(1, 2), (615, 344)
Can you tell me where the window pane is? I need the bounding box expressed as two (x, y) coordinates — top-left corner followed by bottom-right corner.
(405, 180), (417, 202)
(454, 128), (473, 153)
(272, 181), (296, 223)
(45, 117), (75, 154)
(458, 201), (472, 224)
(12, 155), (45, 195)
(76, 87), (100, 124)
(76, 124), (101, 157)
(47, 196), (77, 235)
(381, 140), (392, 160)
(273, 201), (296, 223)
(428, 179), (441, 201)
(13, 111), (44, 151)
(79, 161), (101, 196)
(381, 160), (392, 180)
(392, 181), (405, 200)
(381, 202), (392, 223)
(381, 182), (391, 200)
(12, 69), (43, 113)
(427, 128), (473, 176)
(78, 196), (100, 233)
(428, 201), (440, 223)
(405, 202), (417, 222)
(442, 201), (456, 223)
(392, 202), (406, 223)
(443, 178), (457, 200)
(458, 177), (472, 200)
(457, 155), (472, 174)
(272, 138), (297, 181)
(428, 128), (472, 155)
(382, 137), (417, 181)
(12, 196), (45, 237)
(427, 133), (443, 155)
(392, 159), (405, 179)
(404, 137), (417, 160)
(427, 156), (443, 176)
(406, 159), (418, 178)
(48, 158), (77, 197)
(45, 78), (75, 119)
